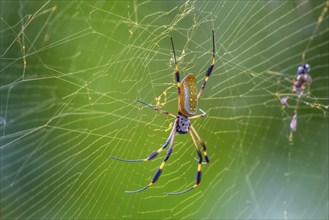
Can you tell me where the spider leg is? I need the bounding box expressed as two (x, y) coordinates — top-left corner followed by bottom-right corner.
(197, 30), (215, 100)
(190, 124), (210, 164)
(189, 109), (206, 119)
(165, 130), (202, 195)
(136, 99), (176, 118)
(126, 129), (177, 194)
(109, 119), (177, 162)
(170, 36), (181, 97)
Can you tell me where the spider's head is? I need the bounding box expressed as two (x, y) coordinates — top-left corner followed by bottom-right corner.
(176, 115), (190, 134)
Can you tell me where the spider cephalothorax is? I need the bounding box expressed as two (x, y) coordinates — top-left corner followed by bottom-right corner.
(176, 115), (190, 134)
(110, 30), (216, 195)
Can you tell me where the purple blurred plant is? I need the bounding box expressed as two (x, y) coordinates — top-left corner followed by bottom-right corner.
(290, 113), (297, 132)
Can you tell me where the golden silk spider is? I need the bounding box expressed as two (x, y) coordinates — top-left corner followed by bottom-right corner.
(110, 30), (216, 195)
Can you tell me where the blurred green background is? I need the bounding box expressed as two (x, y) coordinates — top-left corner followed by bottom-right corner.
(1, 1), (328, 219)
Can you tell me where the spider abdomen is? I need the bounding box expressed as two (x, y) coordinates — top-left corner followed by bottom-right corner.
(179, 73), (198, 117)
(176, 115), (190, 134)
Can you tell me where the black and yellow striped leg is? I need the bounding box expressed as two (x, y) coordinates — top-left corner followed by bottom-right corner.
(136, 99), (176, 118)
(197, 30), (215, 100)
(110, 119), (177, 162)
(190, 124), (210, 164)
(126, 130), (176, 194)
(170, 36), (181, 96)
(165, 130), (202, 195)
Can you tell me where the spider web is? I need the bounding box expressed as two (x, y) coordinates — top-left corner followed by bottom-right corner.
(1, 0), (328, 219)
